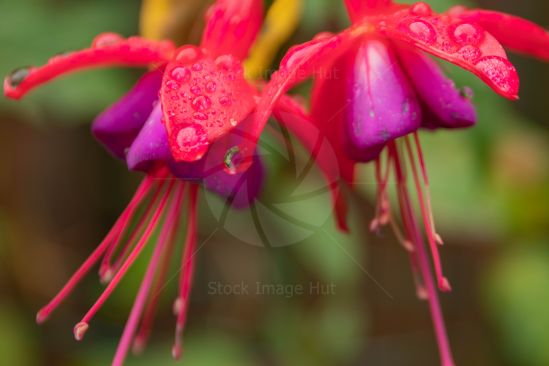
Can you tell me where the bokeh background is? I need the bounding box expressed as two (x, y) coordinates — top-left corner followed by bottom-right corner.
(0, 0), (548, 365)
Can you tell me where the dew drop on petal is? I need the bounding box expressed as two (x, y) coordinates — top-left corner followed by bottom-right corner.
(405, 20), (437, 44)
(215, 55), (239, 71)
(451, 23), (484, 46)
(191, 62), (203, 72)
(175, 46), (201, 63)
(165, 80), (180, 90)
(409, 2), (432, 16)
(191, 95), (212, 111)
(205, 81), (217, 93)
(475, 56), (518, 95)
(171, 67), (191, 83)
(7, 67), (30, 87)
(175, 124), (209, 159)
(219, 96), (232, 106)
(193, 112), (208, 120)
(190, 85), (202, 95)
(92, 33), (123, 48)
(457, 45), (482, 63)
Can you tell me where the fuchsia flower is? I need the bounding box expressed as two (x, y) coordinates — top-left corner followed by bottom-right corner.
(3, 0), (338, 364)
(250, 1), (549, 365)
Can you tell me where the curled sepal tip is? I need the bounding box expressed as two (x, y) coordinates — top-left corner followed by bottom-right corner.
(4, 33), (175, 100)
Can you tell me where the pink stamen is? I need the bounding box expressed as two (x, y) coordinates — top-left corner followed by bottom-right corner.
(172, 184), (199, 360)
(112, 182), (185, 366)
(36, 176), (154, 324)
(413, 133), (443, 245)
(73, 180), (176, 340)
(390, 142), (455, 366)
(101, 183), (166, 282)
(404, 137), (450, 292)
(133, 183), (186, 353)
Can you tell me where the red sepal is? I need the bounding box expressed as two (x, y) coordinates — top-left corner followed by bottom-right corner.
(452, 8), (549, 61)
(160, 46), (256, 162)
(240, 28), (362, 173)
(273, 95), (351, 232)
(380, 8), (520, 99)
(4, 33), (175, 99)
(201, 0), (263, 60)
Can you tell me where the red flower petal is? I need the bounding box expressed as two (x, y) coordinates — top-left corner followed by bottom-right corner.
(240, 28), (362, 173)
(379, 8), (520, 99)
(4, 33), (175, 100)
(160, 46), (256, 162)
(452, 8), (549, 61)
(273, 95), (351, 232)
(344, 0), (393, 21)
(200, 0), (263, 60)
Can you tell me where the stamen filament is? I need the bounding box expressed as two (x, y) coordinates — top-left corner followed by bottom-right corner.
(390, 142), (454, 366)
(112, 182), (185, 366)
(404, 137), (450, 292)
(36, 177), (154, 324)
(74, 180), (175, 340)
(133, 183), (186, 353)
(172, 184), (199, 360)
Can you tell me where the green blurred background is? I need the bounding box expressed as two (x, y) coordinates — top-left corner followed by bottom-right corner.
(0, 0), (548, 365)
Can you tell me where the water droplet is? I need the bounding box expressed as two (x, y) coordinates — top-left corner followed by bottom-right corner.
(171, 67), (191, 83)
(224, 146), (240, 174)
(92, 33), (123, 48)
(230, 118), (238, 127)
(7, 67), (30, 87)
(165, 80), (180, 90)
(193, 112), (208, 120)
(405, 20), (437, 44)
(459, 87), (474, 100)
(191, 95), (212, 111)
(219, 96), (232, 106)
(369, 110), (376, 119)
(175, 124), (208, 158)
(410, 2), (432, 16)
(475, 56), (517, 94)
(215, 55), (239, 71)
(451, 23), (483, 46)
(457, 45), (481, 63)
(205, 81), (217, 93)
(191, 62), (203, 72)
(175, 46), (201, 63)
(190, 85), (201, 95)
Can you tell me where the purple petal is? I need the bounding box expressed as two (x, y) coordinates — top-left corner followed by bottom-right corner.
(92, 69), (163, 159)
(344, 40), (421, 162)
(203, 153), (264, 209)
(126, 104), (171, 172)
(396, 47), (477, 129)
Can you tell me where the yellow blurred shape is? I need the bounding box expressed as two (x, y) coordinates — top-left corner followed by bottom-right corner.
(140, 0), (172, 40)
(245, 0), (303, 80)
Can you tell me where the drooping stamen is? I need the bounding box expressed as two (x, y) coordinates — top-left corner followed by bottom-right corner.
(36, 176), (154, 324)
(133, 183), (186, 353)
(172, 184), (199, 360)
(390, 142), (455, 366)
(404, 137), (450, 292)
(413, 132), (443, 245)
(73, 180), (176, 341)
(112, 182), (185, 366)
(99, 182), (165, 283)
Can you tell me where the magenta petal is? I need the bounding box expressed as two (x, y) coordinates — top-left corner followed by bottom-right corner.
(92, 69), (163, 159)
(202, 114), (264, 208)
(345, 39), (421, 162)
(126, 104), (170, 172)
(397, 47), (477, 129)
(203, 153), (264, 209)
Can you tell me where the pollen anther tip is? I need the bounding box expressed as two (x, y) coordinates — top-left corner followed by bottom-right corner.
(36, 310), (48, 324)
(73, 322), (89, 341)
